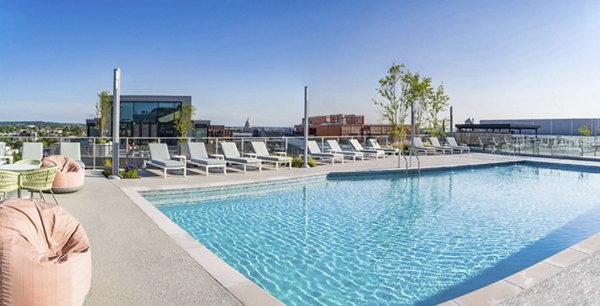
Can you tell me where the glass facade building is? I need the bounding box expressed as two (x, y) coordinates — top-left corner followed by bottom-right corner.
(87, 95), (192, 139)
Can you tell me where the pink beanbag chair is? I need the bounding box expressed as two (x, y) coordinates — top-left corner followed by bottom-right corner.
(0, 199), (91, 306)
(43, 155), (85, 193)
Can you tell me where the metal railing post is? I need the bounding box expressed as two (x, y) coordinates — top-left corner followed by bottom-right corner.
(92, 139), (97, 169)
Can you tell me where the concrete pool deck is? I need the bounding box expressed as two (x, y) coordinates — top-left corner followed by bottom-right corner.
(50, 153), (600, 305)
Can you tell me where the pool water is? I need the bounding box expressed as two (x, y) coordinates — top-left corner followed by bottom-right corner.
(144, 163), (600, 305)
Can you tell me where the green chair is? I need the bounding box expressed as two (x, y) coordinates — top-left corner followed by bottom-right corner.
(0, 170), (20, 200)
(15, 159), (42, 167)
(19, 166), (59, 205)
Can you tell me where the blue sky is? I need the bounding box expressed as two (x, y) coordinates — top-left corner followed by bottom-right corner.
(1, 0), (598, 126)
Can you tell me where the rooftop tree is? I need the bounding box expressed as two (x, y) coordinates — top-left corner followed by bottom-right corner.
(373, 64), (410, 143)
(578, 125), (592, 136)
(95, 91), (111, 143)
(426, 84), (450, 137)
(374, 63), (450, 141)
(175, 104), (196, 142)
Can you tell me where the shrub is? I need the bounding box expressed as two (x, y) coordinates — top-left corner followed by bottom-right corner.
(292, 157), (317, 168)
(102, 161), (140, 179)
(102, 159), (112, 177)
(119, 164), (140, 179)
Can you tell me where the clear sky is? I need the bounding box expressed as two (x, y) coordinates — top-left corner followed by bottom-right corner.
(1, 0), (599, 126)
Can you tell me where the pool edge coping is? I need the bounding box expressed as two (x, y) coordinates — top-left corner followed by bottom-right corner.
(439, 159), (600, 306)
(440, 233), (600, 306)
(120, 186), (285, 306)
(121, 157), (600, 306)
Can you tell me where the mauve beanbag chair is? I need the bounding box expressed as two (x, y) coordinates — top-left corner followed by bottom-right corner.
(43, 155), (84, 193)
(0, 199), (91, 306)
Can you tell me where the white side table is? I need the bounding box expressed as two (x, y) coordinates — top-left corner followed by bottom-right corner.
(209, 154), (224, 160)
(171, 154), (187, 163)
(0, 164), (38, 172)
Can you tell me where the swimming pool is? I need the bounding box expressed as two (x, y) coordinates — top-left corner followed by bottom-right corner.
(143, 162), (600, 305)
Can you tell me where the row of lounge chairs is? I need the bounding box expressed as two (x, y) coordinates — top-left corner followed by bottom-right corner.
(145, 139), (397, 177)
(144, 141), (293, 178)
(412, 137), (470, 155)
(306, 139), (393, 165)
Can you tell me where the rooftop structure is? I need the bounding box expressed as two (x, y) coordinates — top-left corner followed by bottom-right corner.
(455, 123), (541, 135)
(296, 114), (392, 136)
(481, 118), (600, 136)
(86, 95), (192, 139)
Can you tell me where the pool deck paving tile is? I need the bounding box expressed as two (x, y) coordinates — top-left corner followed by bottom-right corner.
(500, 243), (600, 306)
(543, 248), (588, 268)
(504, 262), (562, 289)
(57, 172), (242, 306)
(453, 280), (523, 306)
(570, 234), (600, 254)
(38, 153), (600, 305)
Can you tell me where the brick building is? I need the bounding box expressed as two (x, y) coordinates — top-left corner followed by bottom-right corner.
(296, 114), (392, 136)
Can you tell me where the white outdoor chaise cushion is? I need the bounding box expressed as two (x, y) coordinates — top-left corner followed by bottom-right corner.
(220, 142), (261, 173)
(146, 143), (186, 178)
(22, 142), (43, 161)
(349, 139), (384, 158)
(326, 140), (364, 161)
(59, 142), (85, 168)
(250, 142), (291, 170)
(187, 142), (226, 166)
(250, 142), (291, 162)
(306, 141), (344, 164)
(184, 142), (226, 176)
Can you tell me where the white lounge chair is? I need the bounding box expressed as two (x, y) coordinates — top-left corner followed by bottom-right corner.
(60, 142), (86, 168)
(348, 139), (385, 159)
(411, 138), (437, 155)
(250, 141), (292, 170)
(307, 141), (344, 164)
(220, 142), (262, 173)
(446, 137), (470, 153)
(186, 142), (226, 175)
(367, 139), (399, 155)
(0, 142), (11, 165)
(143, 143), (186, 178)
(22, 142), (43, 161)
(428, 137), (453, 154)
(326, 140), (364, 162)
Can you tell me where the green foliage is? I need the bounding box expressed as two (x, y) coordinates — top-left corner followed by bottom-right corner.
(12, 151), (21, 163)
(102, 159), (112, 177)
(291, 156), (316, 167)
(175, 104), (196, 142)
(578, 125), (592, 136)
(119, 169), (140, 179)
(373, 64), (409, 142)
(95, 91), (111, 139)
(101, 159), (140, 179)
(405, 72), (432, 127)
(373, 63), (449, 142)
(119, 164), (140, 179)
(426, 84), (450, 138)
